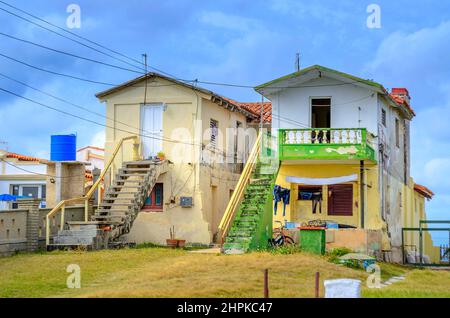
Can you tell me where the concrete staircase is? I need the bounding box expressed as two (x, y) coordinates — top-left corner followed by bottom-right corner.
(49, 160), (168, 250)
(222, 159), (278, 254)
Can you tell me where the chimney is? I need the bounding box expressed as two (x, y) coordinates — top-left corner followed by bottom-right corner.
(391, 88), (410, 104)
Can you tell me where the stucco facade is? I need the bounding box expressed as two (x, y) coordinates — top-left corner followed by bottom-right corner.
(96, 74), (257, 245)
(257, 65), (433, 261)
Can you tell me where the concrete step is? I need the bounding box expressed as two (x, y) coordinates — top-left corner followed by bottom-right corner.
(96, 209), (129, 214)
(100, 202), (134, 206)
(114, 180), (142, 184)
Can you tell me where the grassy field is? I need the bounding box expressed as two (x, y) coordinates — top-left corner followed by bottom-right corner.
(0, 246), (449, 298)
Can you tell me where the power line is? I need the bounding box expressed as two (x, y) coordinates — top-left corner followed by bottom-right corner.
(0, 1), (382, 92)
(0, 86), (202, 147)
(0, 71), (188, 140)
(0, 5), (144, 72)
(0, 51), (116, 86)
(0, 32), (144, 74)
(1, 158), (85, 179)
(0, 0), (145, 69)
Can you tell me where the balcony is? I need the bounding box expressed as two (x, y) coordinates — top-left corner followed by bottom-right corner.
(278, 128), (376, 162)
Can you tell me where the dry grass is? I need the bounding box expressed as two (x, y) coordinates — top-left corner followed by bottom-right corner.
(0, 247), (448, 298)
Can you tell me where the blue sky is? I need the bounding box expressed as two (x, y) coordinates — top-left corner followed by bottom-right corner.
(0, 0), (449, 231)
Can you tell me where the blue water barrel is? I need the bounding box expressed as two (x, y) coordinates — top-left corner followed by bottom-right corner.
(50, 134), (76, 161)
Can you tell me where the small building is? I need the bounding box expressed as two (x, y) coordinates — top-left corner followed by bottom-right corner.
(77, 146), (105, 170)
(0, 150), (47, 209)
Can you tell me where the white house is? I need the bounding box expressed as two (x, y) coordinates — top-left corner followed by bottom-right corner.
(0, 150), (48, 209)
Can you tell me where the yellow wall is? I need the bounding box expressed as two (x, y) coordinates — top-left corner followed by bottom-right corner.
(99, 77), (250, 245)
(274, 162), (383, 230)
(402, 179), (441, 264)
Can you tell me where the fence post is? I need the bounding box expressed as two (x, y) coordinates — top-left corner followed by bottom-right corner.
(17, 198), (41, 252)
(264, 269), (269, 298)
(315, 272), (320, 298)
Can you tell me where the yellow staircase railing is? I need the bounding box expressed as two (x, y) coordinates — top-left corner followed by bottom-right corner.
(45, 135), (140, 246)
(218, 133), (262, 244)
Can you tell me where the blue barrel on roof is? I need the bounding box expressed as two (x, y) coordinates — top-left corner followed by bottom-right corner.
(50, 134), (76, 161)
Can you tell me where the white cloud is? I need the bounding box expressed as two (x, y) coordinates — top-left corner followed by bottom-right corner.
(366, 21), (450, 221)
(89, 130), (105, 149)
(198, 11), (260, 32)
(423, 158), (450, 188)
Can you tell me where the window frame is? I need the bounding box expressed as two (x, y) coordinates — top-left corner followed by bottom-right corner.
(142, 183), (164, 212)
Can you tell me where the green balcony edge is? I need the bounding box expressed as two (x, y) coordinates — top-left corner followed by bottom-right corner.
(278, 129), (377, 162)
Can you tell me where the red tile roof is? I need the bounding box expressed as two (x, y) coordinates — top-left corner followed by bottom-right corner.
(85, 170), (93, 180)
(389, 93), (416, 116)
(238, 102), (272, 123)
(222, 97), (272, 123)
(414, 183), (434, 200)
(6, 152), (44, 162)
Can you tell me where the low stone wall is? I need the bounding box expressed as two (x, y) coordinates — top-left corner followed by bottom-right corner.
(0, 199), (88, 256)
(326, 229), (383, 258)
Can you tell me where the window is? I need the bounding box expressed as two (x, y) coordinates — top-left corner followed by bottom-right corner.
(381, 109), (386, 127)
(298, 186), (323, 214)
(395, 118), (400, 148)
(210, 119), (219, 148)
(298, 186), (322, 200)
(142, 183), (164, 211)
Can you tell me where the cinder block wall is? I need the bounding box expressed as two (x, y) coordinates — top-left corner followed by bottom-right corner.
(0, 199), (88, 256)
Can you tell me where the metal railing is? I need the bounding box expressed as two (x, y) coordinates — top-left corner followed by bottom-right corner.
(45, 135), (140, 245)
(218, 133), (262, 243)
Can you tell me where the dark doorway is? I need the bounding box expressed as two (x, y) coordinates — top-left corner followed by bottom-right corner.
(311, 98), (331, 128)
(328, 184), (353, 216)
(311, 98), (331, 143)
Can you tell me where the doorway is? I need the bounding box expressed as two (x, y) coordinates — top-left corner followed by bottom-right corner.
(311, 98), (331, 143)
(141, 103), (163, 159)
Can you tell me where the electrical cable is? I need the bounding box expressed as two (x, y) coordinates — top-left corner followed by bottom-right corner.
(0, 32), (144, 74)
(0, 4), (144, 71)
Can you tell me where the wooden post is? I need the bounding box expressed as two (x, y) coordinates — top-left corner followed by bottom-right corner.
(315, 272), (320, 298)
(264, 269), (269, 298)
(60, 205), (65, 231)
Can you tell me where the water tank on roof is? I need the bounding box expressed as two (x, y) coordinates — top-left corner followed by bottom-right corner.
(50, 134), (76, 161)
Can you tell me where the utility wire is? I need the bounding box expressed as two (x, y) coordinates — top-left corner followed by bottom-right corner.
(0, 5), (144, 71)
(0, 86), (202, 147)
(0, 0), (144, 69)
(0, 72), (170, 139)
(0, 32), (144, 74)
(0, 52), (116, 86)
(1, 159), (86, 179)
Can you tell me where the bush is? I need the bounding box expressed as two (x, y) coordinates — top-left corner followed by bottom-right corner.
(327, 247), (353, 264)
(269, 245), (301, 255)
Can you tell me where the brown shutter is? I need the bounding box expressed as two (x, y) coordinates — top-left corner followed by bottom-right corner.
(328, 184), (353, 216)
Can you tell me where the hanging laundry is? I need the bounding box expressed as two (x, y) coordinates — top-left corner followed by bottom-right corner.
(273, 185), (290, 216)
(312, 192), (322, 214)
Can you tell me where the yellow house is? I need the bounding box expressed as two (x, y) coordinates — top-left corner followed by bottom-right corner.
(220, 65), (440, 262)
(95, 73), (259, 245)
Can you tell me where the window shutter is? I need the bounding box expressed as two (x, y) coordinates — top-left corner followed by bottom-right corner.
(328, 184), (353, 216)
(210, 119), (218, 148)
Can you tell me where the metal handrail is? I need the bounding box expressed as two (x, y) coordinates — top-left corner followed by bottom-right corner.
(218, 133), (262, 244)
(45, 135), (140, 245)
